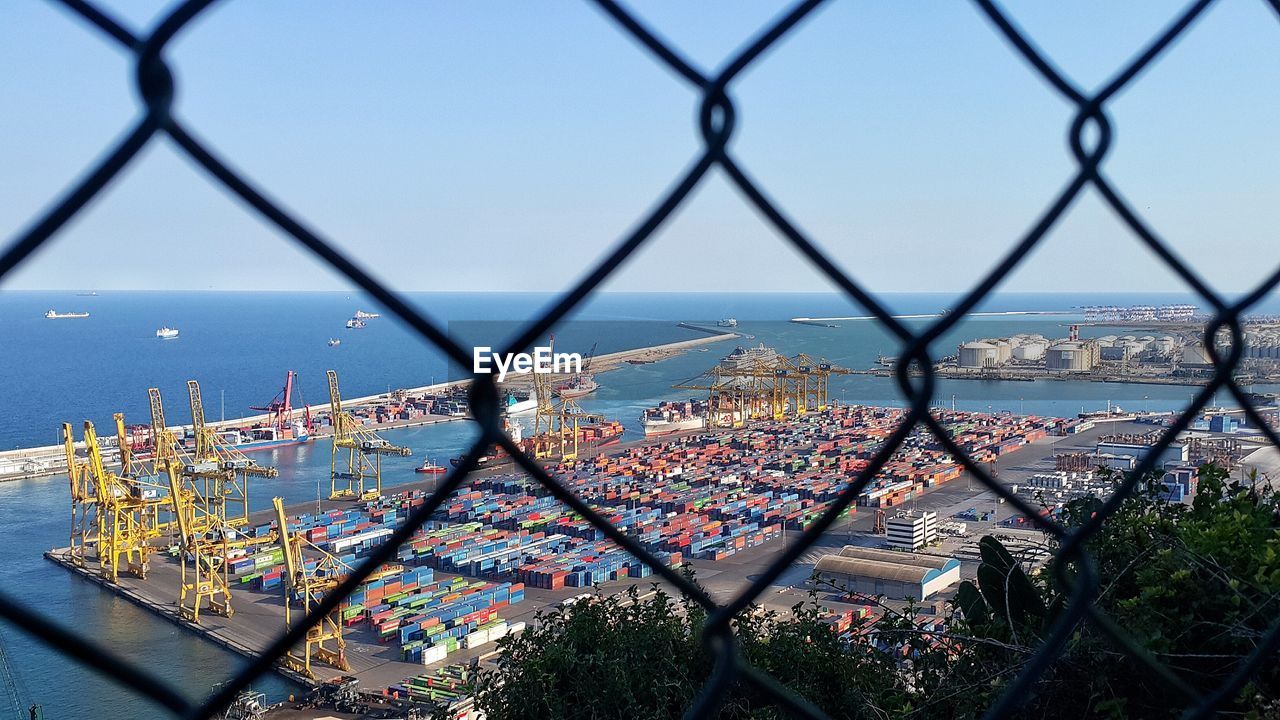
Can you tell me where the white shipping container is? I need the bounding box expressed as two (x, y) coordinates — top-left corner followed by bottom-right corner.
(464, 629), (491, 649)
(484, 621), (510, 642)
(421, 643), (448, 665)
(328, 527), (393, 553)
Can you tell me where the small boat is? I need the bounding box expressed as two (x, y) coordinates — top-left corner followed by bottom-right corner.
(415, 459), (447, 475)
(45, 309), (89, 319)
(345, 318), (365, 329)
(353, 310), (380, 319)
(717, 318), (738, 327)
(328, 338), (341, 347)
(156, 327), (179, 340)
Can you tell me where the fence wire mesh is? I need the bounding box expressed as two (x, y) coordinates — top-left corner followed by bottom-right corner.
(3, 0), (1280, 718)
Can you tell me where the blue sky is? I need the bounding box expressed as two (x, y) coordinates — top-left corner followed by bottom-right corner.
(2, 1), (1278, 294)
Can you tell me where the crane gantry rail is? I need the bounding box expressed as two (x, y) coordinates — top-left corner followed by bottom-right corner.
(326, 369), (411, 501)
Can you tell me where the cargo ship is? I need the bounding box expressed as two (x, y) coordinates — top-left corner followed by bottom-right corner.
(579, 418), (623, 448)
(156, 327), (179, 339)
(642, 400), (708, 436)
(554, 374), (598, 399)
(45, 309), (89, 319)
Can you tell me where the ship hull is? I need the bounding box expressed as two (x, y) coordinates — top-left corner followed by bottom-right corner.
(503, 398), (538, 415)
(232, 435), (311, 453)
(642, 417), (705, 436)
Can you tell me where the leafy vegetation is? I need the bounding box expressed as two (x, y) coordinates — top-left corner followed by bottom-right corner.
(464, 464), (1280, 719)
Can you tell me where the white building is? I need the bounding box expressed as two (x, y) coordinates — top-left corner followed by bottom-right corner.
(885, 511), (937, 551)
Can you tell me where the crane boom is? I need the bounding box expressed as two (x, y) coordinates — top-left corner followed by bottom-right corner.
(188, 380), (207, 460)
(327, 370), (342, 419)
(272, 497), (298, 591)
(113, 413), (131, 472)
(62, 423), (79, 494)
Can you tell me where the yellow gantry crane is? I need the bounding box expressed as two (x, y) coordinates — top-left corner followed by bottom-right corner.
(326, 370), (410, 501)
(163, 462), (234, 622)
(272, 496), (351, 679)
(527, 369), (602, 460)
(65, 422), (96, 569)
(185, 380), (278, 527)
(674, 350), (853, 429)
(150, 386), (234, 622)
(63, 418), (167, 583)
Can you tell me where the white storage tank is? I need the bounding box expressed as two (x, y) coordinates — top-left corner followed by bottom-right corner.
(1012, 341), (1047, 361)
(1046, 341), (1097, 371)
(959, 341), (1001, 369)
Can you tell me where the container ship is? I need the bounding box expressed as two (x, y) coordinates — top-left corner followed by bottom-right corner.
(44, 309), (89, 319)
(642, 400), (708, 436)
(579, 418), (623, 448)
(554, 374), (598, 399)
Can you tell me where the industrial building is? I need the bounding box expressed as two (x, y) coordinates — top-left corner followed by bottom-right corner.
(813, 545), (960, 600)
(1096, 435), (1189, 469)
(885, 511), (937, 551)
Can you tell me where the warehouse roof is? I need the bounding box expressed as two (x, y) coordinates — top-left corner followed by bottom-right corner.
(837, 545), (954, 571)
(814, 556), (931, 584)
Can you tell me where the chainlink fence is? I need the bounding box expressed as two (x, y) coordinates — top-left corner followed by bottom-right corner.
(4, 0), (1280, 718)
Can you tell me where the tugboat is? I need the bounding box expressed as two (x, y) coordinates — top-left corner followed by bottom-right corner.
(415, 458), (448, 475)
(328, 338), (341, 347)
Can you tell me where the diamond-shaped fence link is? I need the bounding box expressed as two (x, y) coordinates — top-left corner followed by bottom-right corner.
(2, 0), (1279, 718)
